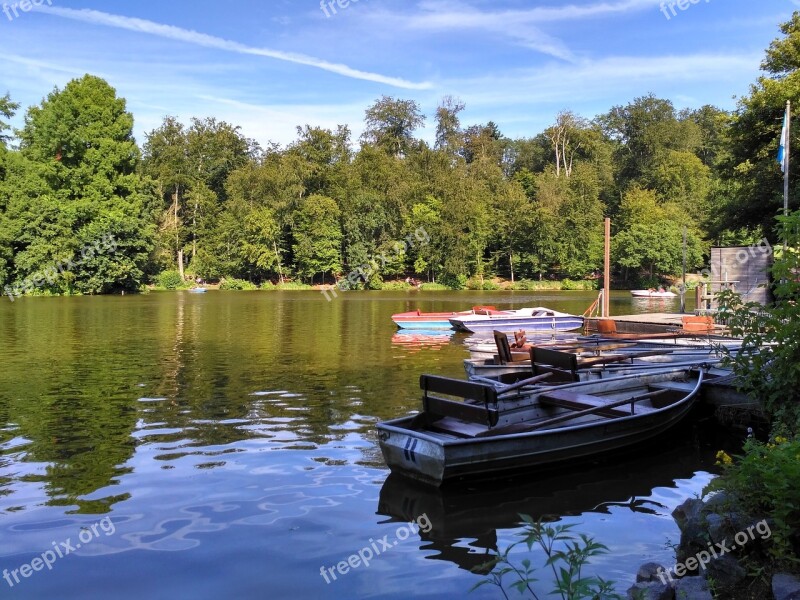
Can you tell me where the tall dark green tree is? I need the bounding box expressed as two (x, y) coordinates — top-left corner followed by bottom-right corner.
(8, 75), (153, 294)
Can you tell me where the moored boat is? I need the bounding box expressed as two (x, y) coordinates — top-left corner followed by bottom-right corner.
(449, 307), (584, 333)
(631, 290), (677, 298)
(377, 367), (707, 486)
(392, 306), (497, 329)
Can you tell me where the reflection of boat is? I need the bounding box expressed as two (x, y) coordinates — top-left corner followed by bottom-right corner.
(377, 367), (706, 486)
(449, 307), (583, 334)
(391, 330), (454, 350)
(631, 290), (677, 298)
(392, 306), (497, 329)
(376, 423), (717, 573)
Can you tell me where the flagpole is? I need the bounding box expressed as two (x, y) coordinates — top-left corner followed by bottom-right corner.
(785, 100), (790, 255)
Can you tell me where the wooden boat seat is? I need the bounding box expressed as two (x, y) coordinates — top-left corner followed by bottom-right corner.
(420, 375), (499, 427)
(649, 380), (696, 393)
(429, 416), (487, 438)
(538, 390), (632, 418)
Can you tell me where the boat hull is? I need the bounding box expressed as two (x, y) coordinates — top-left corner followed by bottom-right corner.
(392, 318), (455, 329)
(631, 290), (677, 298)
(378, 369), (703, 486)
(450, 316), (584, 333)
(392, 307), (497, 330)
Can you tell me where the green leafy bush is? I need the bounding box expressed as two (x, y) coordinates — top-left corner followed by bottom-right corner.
(561, 279), (597, 291)
(510, 279), (562, 291)
(219, 278), (257, 291)
(472, 516), (620, 599)
(419, 282), (449, 291)
(439, 273), (468, 290)
(705, 437), (800, 564)
(716, 210), (800, 433)
(467, 278), (500, 291)
(155, 270), (184, 290)
(380, 281), (413, 291)
(275, 281), (314, 290)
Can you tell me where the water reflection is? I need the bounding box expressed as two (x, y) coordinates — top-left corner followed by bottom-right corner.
(0, 291), (716, 599)
(377, 422), (724, 574)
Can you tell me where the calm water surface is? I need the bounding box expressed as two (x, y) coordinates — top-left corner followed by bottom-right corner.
(0, 290), (729, 599)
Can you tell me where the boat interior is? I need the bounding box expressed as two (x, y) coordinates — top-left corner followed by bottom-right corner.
(401, 371), (700, 442)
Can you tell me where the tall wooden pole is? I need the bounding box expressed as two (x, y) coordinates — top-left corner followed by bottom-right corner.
(681, 226), (687, 314)
(785, 100), (791, 256)
(603, 218), (611, 318)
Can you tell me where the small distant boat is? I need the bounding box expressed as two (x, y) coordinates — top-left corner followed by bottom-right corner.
(631, 290), (677, 298)
(392, 306), (497, 330)
(377, 367), (706, 486)
(449, 307), (583, 334)
(188, 287), (207, 294)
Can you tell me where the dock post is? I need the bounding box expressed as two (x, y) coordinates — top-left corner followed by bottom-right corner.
(603, 218), (611, 318)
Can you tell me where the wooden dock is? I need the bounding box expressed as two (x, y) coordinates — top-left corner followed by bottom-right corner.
(586, 312), (727, 335)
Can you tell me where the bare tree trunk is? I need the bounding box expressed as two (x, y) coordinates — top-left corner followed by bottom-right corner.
(274, 242), (284, 284)
(509, 251), (515, 283)
(173, 185), (184, 278)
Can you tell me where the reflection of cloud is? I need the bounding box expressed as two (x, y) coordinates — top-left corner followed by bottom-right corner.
(37, 6), (432, 90)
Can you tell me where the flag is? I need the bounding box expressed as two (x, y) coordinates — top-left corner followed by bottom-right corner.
(778, 105), (789, 173)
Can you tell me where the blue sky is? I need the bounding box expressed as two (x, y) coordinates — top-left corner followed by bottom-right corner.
(0, 0), (794, 147)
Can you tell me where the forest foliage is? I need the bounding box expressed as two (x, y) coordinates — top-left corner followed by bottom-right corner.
(1, 13), (799, 294)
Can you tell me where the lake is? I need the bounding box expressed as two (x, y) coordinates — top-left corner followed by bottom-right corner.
(0, 290), (732, 599)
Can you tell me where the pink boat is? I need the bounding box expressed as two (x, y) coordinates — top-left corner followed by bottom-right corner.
(392, 306), (498, 330)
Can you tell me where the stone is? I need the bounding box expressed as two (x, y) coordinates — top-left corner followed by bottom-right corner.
(672, 498), (704, 531)
(626, 581), (674, 600)
(673, 576), (712, 600)
(773, 573), (800, 600)
(672, 499), (709, 563)
(637, 562), (668, 583)
(706, 554), (746, 591)
(704, 512), (727, 545)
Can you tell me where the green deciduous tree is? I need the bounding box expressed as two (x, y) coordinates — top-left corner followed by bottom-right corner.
(361, 96), (425, 158)
(10, 75), (153, 294)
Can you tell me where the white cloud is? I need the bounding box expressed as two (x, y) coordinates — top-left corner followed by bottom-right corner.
(374, 0), (664, 60)
(36, 6), (433, 90)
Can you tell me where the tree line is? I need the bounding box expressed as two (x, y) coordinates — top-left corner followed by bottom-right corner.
(1, 13), (798, 295)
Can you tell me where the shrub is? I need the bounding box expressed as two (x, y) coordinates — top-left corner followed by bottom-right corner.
(467, 278), (500, 291)
(716, 210), (800, 433)
(561, 279), (597, 291)
(705, 437), (800, 565)
(275, 281), (314, 290)
(439, 273), (468, 290)
(510, 279), (562, 291)
(419, 282), (449, 291)
(380, 281), (413, 291)
(156, 270), (184, 290)
(219, 278), (257, 291)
